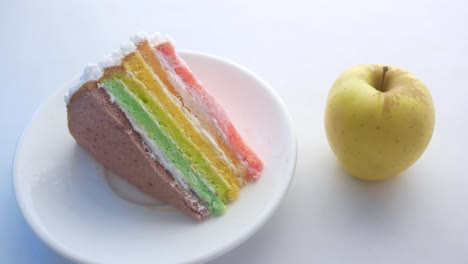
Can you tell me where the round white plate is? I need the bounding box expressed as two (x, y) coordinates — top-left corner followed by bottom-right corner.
(13, 51), (296, 264)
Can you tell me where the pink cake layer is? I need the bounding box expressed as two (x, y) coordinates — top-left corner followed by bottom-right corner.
(156, 42), (263, 181)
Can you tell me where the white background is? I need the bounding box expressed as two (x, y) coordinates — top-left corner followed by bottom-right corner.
(1, 0), (468, 263)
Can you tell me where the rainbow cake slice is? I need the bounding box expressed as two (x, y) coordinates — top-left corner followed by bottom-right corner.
(65, 32), (263, 220)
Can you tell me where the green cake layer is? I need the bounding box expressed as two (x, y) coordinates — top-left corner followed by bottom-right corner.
(100, 76), (225, 215)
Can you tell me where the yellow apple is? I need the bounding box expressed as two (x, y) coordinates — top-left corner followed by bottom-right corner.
(325, 64), (435, 181)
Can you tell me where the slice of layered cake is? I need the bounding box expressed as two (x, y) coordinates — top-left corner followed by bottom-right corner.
(66, 32), (263, 220)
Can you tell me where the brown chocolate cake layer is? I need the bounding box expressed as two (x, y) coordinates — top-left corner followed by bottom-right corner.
(67, 81), (209, 220)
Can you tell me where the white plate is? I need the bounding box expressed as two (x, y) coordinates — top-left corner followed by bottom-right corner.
(13, 51), (297, 264)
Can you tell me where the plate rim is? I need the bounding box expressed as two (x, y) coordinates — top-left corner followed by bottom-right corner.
(12, 50), (297, 264)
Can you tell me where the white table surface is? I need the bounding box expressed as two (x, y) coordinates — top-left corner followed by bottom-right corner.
(1, 0), (467, 263)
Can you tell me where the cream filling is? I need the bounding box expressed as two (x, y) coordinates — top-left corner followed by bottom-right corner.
(154, 50), (249, 170)
(141, 60), (235, 185)
(155, 49), (228, 142)
(175, 80), (237, 175)
(126, 32), (238, 177)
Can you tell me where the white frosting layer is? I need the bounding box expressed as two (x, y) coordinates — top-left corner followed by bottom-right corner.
(65, 37), (140, 103)
(120, 41), (136, 56)
(97, 42), (136, 70)
(130, 31), (149, 43)
(148, 32), (169, 46)
(65, 32), (175, 103)
(64, 64), (103, 103)
(131, 31), (169, 46)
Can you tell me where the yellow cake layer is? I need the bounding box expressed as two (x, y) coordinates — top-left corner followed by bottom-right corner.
(121, 52), (240, 201)
(136, 41), (249, 182)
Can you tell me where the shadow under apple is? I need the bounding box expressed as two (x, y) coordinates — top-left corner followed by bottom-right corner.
(323, 156), (417, 237)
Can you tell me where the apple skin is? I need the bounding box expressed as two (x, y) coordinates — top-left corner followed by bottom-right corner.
(325, 64), (435, 181)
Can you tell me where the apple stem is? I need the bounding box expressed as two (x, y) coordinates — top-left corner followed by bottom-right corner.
(380, 66), (389, 92)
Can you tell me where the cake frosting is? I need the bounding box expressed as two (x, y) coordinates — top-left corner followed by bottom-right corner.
(65, 34), (163, 103)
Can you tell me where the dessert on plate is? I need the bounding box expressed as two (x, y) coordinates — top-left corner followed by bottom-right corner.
(65, 32), (263, 220)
